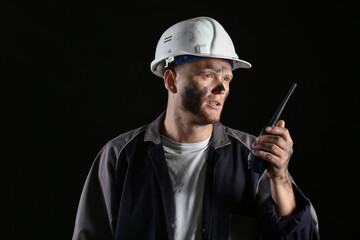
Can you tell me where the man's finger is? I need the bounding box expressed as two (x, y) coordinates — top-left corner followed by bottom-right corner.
(252, 148), (279, 164)
(256, 135), (288, 150)
(265, 124), (292, 143)
(252, 141), (283, 157)
(276, 120), (285, 128)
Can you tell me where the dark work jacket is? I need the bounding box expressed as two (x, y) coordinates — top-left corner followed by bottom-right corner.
(72, 113), (320, 240)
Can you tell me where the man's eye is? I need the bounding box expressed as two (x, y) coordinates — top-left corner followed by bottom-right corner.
(204, 73), (212, 78)
(224, 77), (231, 82)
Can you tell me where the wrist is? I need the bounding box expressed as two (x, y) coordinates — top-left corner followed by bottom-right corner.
(268, 170), (297, 216)
(267, 169), (292, 186)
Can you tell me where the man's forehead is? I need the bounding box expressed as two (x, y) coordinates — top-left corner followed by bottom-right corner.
(192, 58), (233, 72)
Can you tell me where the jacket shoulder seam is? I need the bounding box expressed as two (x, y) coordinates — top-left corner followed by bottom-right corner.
(224, 126), (256, 150)
(105, 125), (148, 159)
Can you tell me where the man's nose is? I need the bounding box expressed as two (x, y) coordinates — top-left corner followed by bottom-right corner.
(211, 83), (226, 95)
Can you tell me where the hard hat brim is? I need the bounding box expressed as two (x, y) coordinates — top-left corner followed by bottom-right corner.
(150, 54), (251, 78)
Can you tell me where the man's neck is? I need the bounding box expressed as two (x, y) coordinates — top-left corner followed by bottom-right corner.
(161, 112), (213, 143)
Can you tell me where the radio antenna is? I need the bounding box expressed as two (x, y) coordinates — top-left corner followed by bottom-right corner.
(268, 83), (297, 126)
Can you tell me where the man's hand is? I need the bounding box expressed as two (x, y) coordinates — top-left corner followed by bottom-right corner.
(251, 120), (293, 180)
(251, 120), (296, 216)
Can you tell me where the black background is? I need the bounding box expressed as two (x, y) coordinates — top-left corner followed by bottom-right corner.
(3, 0), (358, 239)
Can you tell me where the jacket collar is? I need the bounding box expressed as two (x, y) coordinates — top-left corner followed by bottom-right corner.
(144, 112), (231, 149)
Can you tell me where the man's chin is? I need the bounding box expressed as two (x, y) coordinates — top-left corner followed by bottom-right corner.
(194, 112), (221, 125)
(207, 114), (221, 124)
(205, 109), (222, 123)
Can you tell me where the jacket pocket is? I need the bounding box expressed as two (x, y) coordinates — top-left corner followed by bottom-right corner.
(228, 214), (260, 240)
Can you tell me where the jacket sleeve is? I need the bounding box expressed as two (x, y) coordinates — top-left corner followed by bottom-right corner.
(256, 171), (320, 239)
(72, 142), (122, 240)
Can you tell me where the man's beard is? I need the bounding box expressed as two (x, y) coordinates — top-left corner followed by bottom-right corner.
(180, 81), (221, 125)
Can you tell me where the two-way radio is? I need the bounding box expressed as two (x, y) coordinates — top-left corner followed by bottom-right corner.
(247, 83), (297, 173)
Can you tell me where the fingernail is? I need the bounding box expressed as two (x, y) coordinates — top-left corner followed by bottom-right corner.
(266, 127), (272, 131)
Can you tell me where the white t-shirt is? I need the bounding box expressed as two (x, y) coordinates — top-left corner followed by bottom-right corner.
(161, 135), (210, 240)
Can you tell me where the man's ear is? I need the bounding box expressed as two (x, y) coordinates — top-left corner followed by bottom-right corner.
(164, 69), (177, 93)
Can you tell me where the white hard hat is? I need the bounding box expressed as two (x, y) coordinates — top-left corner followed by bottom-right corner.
(150, 16), (252, 78)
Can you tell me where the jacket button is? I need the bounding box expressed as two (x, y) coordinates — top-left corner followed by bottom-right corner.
(171, 223), (175, 229)
(202, 228), (206, 233)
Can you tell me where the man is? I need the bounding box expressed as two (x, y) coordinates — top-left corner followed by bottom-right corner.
(72, 16), (320, 239)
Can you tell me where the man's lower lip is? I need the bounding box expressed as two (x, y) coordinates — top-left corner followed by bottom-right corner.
(207, 103), (221, 109)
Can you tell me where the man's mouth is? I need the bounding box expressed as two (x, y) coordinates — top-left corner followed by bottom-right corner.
(209, 101), (220, 106)
(207, 101), (222, 108)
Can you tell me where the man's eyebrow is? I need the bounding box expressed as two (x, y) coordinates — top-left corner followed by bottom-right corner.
(202, 64), (231, 73)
